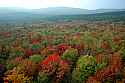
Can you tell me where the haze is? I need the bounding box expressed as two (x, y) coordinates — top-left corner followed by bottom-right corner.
(0, 0), (125, 9)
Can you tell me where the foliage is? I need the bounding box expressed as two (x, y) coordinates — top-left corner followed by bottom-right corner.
(4, 73), (32, 83)
(95, 54), (108, 70)
(36, 72), (49, 83)
(39, 53), (60, 75)
(0, 22), (125, 83)
(121, 49), (125, 62)
(24, 49), (33, 57)
(61, 48), (78, 63)
(6, 56), (23, 70)
(57, 43), (70, 55)
(0, 64), (5, 77)
(41, 53), (61, 65)
(6, 63), (16, 70)
(41, 40), (49, 47)
(29, 55), (44, 63)
(72, 55), (97, 83)
(16, 60), (38, 77)
(52, 37), (64, 45)
(54, 60), (70, 82)
(87, 52), (122, 82)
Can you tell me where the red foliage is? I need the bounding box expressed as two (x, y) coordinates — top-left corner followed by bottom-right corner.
(31, 38), (39, 44)
(95, 54), (103, 64)
(55, 60), (69, 81)
(113, 36), (120, 42)
(15, 56), (23, 62)
(113, 35), (122, 45)
(50, 60), (70, 83)
(57, 43), (70, 55)
(109, 52), (122, 73)
(59, 60), (68, 66)
(24, 49), (33, 57)
(39, 53), (69, 79)
(39, 53), (61, 72)
(12, 40), (20, 48)
(87, 52), (122, 82)
(46, 46), (57, 52)
(95, 54), (108, 64)
(86, 77), (99, 83)
(41, 53), (61, 65)
(73, 43), (84, 50)
(2, 32), (11, 37)
(101, 41), (110, 49)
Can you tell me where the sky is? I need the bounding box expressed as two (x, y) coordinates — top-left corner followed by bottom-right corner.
(0, 0), (125, 9)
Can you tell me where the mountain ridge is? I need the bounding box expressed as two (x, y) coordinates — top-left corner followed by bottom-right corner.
(0, 7), (125, 15)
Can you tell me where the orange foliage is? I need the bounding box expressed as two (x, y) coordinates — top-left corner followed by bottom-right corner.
(87, 52), (122, 82)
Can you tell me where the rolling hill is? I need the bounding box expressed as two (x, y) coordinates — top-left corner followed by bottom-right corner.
(0, 7), (125, 15)
(0, 7), (125, 24)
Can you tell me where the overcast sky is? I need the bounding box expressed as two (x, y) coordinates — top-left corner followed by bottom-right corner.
(0, 0), (124, 9)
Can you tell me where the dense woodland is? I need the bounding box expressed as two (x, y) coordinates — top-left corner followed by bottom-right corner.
(0, 21), (125, 83)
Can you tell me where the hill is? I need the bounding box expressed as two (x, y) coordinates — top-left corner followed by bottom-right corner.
(0, 7), (125, 24)
(0, 7), (125, 15)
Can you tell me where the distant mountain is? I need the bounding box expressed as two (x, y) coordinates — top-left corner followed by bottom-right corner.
(94, 9), (125, 13)
(0, 7), (31, 13)
(0, 7), (125, 15)
(32, 7), (90, 15)
(0, 7), (125, 24)
(32, 7), (125, 15)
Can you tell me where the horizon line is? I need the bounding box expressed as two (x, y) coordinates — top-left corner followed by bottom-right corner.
(0, 6), (125, 10)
